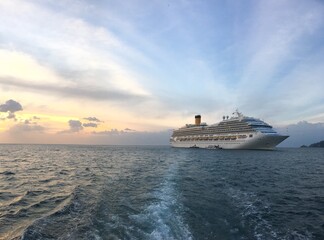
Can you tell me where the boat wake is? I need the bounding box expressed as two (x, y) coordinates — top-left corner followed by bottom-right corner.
(130, 164), (192, 240)
(97, 163), (193, 240)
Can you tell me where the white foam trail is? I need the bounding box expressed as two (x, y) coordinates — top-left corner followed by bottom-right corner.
(131, 164), (193, 240)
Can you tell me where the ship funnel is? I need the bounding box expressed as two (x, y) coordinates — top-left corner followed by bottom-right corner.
(195, 115), (201, 126)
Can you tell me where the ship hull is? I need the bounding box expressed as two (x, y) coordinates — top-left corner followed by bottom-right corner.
(170, 133), (288, 150)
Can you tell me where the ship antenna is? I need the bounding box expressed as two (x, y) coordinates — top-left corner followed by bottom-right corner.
(235, 109), (243, 118)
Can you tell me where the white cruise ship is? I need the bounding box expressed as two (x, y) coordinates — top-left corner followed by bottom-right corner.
(170, 111), (288, 150)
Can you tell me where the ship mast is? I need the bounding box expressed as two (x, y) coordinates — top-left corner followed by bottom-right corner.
(232, 109), (244, 119)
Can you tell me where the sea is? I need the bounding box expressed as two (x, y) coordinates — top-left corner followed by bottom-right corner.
(0, 145), (323, 240)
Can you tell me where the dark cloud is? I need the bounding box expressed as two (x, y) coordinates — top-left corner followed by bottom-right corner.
(83, 117), (101, 122)
(276, 121), (324, 147)
(83, 122), (98, 128)
(0, 99), (23, 112)
(22, 118), (40, 125)
(68, 120), (83, 132)
(58, 120), (84, 134)
(1, 77), (148, 103)
(33, 116), (41, 120)
(0, 112), (17, 121)
(7, 112), (16, 119)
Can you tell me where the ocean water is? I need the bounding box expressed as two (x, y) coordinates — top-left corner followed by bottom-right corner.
(0, 145), (323, 240)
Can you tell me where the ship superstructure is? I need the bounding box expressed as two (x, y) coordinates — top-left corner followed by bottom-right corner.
(170, 111), (288, 150)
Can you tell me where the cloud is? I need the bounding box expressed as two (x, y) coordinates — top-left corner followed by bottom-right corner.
(7, 112), (16, 119)
(0, 77), (148, 103)
(83, 123), (97, 128)
(0, 99), (23, 121)
(82, 117), (101, 128)
(83, 117), (101, 122)
(124, 128), (136, 132)
(0, 1), (151, 96)
(8, 123), (45, 134)
(276, 121), (324, 147)
(58, 119), (84, 134)
(22, 117), (40, 125)
(0, 99), (23, 112)
(68, 120), (83, 132)
(92, 129), (122, 135)
(0, 48), (65, 86)
(232, 0), (324, 121)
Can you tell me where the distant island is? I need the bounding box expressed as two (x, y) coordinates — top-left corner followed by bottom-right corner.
(300, 140), (324, 148)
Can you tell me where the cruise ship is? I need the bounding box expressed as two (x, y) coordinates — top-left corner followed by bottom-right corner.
(170, 111), (288, 150)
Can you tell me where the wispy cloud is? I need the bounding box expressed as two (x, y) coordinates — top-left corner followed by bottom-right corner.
(0, 0), (151, 96)
(232, 0), (324, 120)
(0, 77), (148, 103)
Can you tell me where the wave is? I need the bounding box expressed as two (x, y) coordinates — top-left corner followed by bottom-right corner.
(0, 170), (15, 175)
(228, 187), (278, 239)
(20, 185), (99, 240)
(227, 187), (314, 240)
(0, 192), (70, 240)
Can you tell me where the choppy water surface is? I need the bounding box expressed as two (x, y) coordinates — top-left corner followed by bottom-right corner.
(0, 145), (323, 240)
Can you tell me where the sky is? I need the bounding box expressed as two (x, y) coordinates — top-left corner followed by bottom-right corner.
(1, 0), (324, 146)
